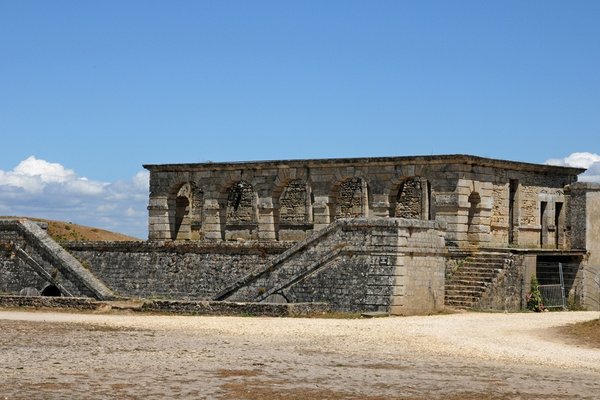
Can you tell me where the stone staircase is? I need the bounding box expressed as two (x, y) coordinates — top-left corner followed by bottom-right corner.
(445, 252), (511, 309)
(212, 219), (346, 302)
(0, 219), (116, 300)
(212, 218), (447, 316)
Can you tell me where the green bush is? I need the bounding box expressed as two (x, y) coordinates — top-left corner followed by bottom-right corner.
(526, 276), (545, 312)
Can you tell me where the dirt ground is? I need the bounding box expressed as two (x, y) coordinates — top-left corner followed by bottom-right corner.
(1, 310), (599, 400)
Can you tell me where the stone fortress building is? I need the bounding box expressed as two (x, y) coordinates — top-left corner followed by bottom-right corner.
(2, 154), (600, 315)
(145, 154), (578, 248)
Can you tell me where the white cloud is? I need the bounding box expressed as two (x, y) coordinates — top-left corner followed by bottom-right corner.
(0, 156), (108, 195)
(0, 157), (149, 239)
(132, 171), (150, 191)
(545, 152), (600, 183)
(14, 156), (75, 183)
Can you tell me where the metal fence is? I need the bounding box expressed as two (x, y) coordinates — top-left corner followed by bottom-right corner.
(537, 263), (600, 311)
(539, 284), (565, 309)
(538, 262), (566, 309)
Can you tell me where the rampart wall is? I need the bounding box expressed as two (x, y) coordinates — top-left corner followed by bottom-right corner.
(0, 218), (447, 315)
(66, 241), (290, 300)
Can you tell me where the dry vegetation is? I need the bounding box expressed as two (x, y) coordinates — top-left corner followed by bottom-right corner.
(0, 216), (140, 241)
(556, 317), (600, 348)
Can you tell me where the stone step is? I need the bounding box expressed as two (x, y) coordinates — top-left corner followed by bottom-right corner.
(445, 294), (479, 303)
(465, 256), (507, 261)
(450, 272), (498, 281)
(467, 256), (508, 261)
(460, 262), (505, 268)
(444, 297), (478, 306)
(447, 277), (491, 284)
(452, 267), (502, 273)
(444, 252), (511, 310)
(449, 276), (493, 283)
(445, 288), (487, 296)
(468, 253), (510, 257)
(446, 283), (489, 292)
(452, 267), (501, 273)
(445, 300), (476, 309)
(462, 261), (507, 267)
(445, 295), (478, 303)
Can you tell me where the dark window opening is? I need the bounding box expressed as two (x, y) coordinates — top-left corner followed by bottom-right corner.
(508, 179), (518, 244)
(426, 180), (433, 220)
(540, 201), (548, 247)
(555, 202), (563, 249)
(173, 195), (190, 240)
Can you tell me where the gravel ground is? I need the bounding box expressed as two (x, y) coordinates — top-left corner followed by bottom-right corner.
(1, 310), (599, 399)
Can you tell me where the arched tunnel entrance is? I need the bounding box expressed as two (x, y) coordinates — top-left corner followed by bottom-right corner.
(41, 284), (61, 297)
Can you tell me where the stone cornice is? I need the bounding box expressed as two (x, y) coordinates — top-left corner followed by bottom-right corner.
(143, 154), (585, 176)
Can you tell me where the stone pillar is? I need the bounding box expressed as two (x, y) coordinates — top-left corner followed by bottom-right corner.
(433, 190), (462, 246)
(202, 199), (223, 241)
(420, 178), (430, 220)
(258, 197), (277, 241)
(521, 255), (537, 307)
(361, 179), (369, 217)
(312, 196), (331, 231)
(147, 195), (170, 240)
(305, 183), (314, 223)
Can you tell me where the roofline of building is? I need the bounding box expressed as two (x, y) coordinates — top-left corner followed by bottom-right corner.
(143, 154), (586, 175)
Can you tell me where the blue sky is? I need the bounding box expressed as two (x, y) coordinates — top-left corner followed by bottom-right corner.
(1, 1), (599, 238)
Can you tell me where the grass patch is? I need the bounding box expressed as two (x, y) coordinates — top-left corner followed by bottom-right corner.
(556, 317), (600, 348)
(0, 216), (140, 241)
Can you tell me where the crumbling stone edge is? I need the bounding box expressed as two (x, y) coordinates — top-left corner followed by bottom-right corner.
(0, 295), (331, 317)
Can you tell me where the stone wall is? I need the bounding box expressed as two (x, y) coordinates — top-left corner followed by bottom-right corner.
(568, 183), (600, 310)
(477, 254), (524, 311)
(0, 295), (100, 310)
(1, 218), (447, 315)
(67, 241), (290, 300)
(139, 299), (330, 317)
(0, 246), (47, 295)
(490, 182), (509, 244)
(218, 218), (447, 315)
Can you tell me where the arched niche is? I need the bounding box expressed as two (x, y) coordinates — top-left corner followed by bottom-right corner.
(332, 177), (367, 220)
(224, 181), (258, 240)
(467, 191), (482, 244)
(169, 182), (203, 240)
(276, 179), (313, 241)
(390, 178), (431, 220)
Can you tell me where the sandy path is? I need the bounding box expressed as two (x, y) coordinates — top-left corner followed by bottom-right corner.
(1, 310), (599, 399)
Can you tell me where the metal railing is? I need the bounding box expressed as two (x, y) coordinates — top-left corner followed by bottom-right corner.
(539, 284), (565, 309)
(538, 262), (566, 309)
